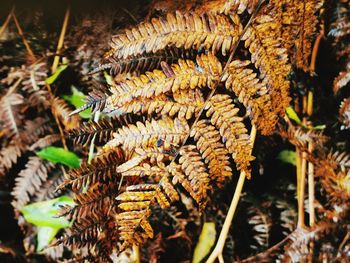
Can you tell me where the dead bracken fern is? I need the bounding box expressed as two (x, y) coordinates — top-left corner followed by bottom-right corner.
(56, 0), (295, 261)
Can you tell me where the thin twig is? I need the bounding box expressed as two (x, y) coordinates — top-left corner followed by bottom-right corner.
(0, 7), (14, 38)
(206, 126), (257, 263)
(51, 7), (70, 73)
(46, 84), (68, 150)
(11, 10), (35, 60)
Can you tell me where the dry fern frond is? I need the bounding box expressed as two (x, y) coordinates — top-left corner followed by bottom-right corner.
(242, 13), (291, 117)
(108, 11), (242, 60)
(176, 145), (210, 210)
(223, 59), (276, 134)
(12, 156), (55, 209)
(333, 65), (350, 94)
(29, 134), (62, 150)
(68, 117), (130, 146)
(339, 97), (350, 129)
(104, 54), (222, 114)
(116, 175), (179, 250)
(104, 118), (189, 152)
(206, 94), (254, 176)
(191, 120), (232, 187)
(273, 0), (324, 71)
(59, 150), (124, 192)
(315, 151), (350, 202)
(0, 93), (24, 138)
(21, 62), (50, 109)
(96, 47), (196, 76)
(52, 98), (80, 130)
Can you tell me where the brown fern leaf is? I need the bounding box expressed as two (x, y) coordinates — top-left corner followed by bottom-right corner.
(279, 122), (327, 151)
(104, 54), (222, 113)
(108, 11), (242, 60)
(59, 150), (124, 192)
(197, 0), (259, 15)
(0, 117), (51, 175)
(119, 96), (202, 120)
(12, 156), (55, 209)
(173, 145), (211, 210)
(21, 62), (50, 109)
(97, 47), (196, 76)
(312, 151), (350, 203)
(334, 64), (350, 94)
(29, 134), (62, 151)
(191, 120), (232, 187)
(60, 183), (116, 223)
(0, 93), (24, 138)
(55, 212), (105, 249)
(242, 13), (291, 118)
(34, 172), (65, 201)
(70, 89), (110, 116)
(104, 118), (189, 152)
(272, 0), (323, 71)
(52, 98), (80, 130)
(116, 176), (179, 250)
(339, 97), (350, 129)
(223, 59), (276, 135)
(0, 142), (25, 176)
(68, 117), (130, 146)
(206, 94), (254, 177)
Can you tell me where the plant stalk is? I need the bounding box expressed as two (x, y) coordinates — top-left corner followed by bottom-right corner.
(206, 125), (257, 263)
(11, 10), (35, 60)
(51, 7), (70, 73)
(0, 7), (14, 38)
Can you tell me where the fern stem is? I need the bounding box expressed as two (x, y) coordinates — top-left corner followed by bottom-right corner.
(206, 125), (257, 263)
(297, 151), (307, 228)
(133, 244), (140, 263)
(11, 10), (35, 60)
(51, 7), (70, 73)
(0, 6), (14, 38)
(46, 84), (68, 150)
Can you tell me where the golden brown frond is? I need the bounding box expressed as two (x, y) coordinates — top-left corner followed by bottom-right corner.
(116, 177), (179, 250)
(105, 118), (189, 152)
(12, 156), (55, 209)
(108, 10), (242, 60)
(197, 0), (259, 15)
(206, 94), (254, 177)
(273, 0), (324, 71)
(191, 120), (232, 187)
(104, 54), (222, 113)
(242, 13), (291, 117)
(223, 59), (276, 134)
(175, 145), (211, 210)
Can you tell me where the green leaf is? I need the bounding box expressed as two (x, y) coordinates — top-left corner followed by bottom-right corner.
(104, 71), (114, 86)
(36, 146), (80, 168)
(312, 124), (326, 130)
(286, 106), (302, 125)
(36, 226), (59, 252)
(20, 196), (74, 228)
(45, 64), (68, 85)
(63, 86), (92, 119)
(192, 222), (216, 263)
(277, 150), (296, 166)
